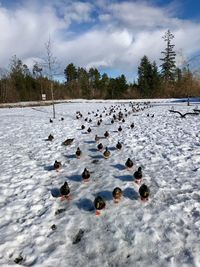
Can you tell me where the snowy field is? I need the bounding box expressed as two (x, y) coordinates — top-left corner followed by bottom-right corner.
(0, 100), (200, 267)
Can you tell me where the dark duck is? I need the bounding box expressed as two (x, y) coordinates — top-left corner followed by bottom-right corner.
(112, 187), (123, 203)
(134, 167), (142, 184)
(82, 168), (90, 182)
(125, 158), (133, 169)
(104, 131), (109, 138)
(116, 141), (122, 150)
(139, 184), (150, 201)
(94, 196), (106, 215)
(47, 134), (54, 141)
(60, 181), (71, 200)
(76, 147), (82, 159)
(53, 160), (62, 171)
(97, 143), (103, 151)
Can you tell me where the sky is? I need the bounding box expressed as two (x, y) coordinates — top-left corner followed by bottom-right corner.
(0, 0), (200, 82)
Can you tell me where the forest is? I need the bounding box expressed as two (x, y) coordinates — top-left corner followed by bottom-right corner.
(0, 30), (199, 103)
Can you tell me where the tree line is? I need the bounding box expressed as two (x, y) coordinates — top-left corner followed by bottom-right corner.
(0, 30), (199, 103)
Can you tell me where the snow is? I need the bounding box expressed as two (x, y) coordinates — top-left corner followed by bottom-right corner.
(0, 100), (199, 267)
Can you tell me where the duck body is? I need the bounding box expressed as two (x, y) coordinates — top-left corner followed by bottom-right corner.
(103, 147), (111, 159)
(134, 167), (142, 183)
(87, 127), (92, 133)
(97, 143), (103, 151)
(125, 158), (133, 169)
(139, 184), (150, 201)
(60, 181), (70, 198)
(81, 125), (85, 130)
(112, 187), (123, 203)
(76, 147), (82, 159)
(94, 196), (106, 215)
(54, 160), (62, 171)
(48, 134), (54, 141)
(63, 138), (74, 146)
(104, 131), (109, 138)
(82, 168), (90, 181)
(116, 141), (122, 150)
(130, 123), (134, 128)
(95, 135), (100, 143)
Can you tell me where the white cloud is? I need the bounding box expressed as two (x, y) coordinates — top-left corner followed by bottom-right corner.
(0, 0), (200, 81)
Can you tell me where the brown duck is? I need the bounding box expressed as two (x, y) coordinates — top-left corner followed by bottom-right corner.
(112, 187), (123, 203)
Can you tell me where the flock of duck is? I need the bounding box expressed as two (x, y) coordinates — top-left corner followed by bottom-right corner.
(48, 102), (152, 216)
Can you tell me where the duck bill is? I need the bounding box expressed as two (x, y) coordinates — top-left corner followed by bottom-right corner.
(141, 196), (149, 202)
(135, 179), (142, 184)
(60, 195), (72, 201)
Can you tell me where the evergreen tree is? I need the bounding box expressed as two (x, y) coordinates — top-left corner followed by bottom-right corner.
(64, 63), (77, 82)
(137, 55), (153, 97)
(160, 30), (176, 81)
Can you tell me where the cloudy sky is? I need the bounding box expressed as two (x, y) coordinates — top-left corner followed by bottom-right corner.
(0, 0), (200, 82)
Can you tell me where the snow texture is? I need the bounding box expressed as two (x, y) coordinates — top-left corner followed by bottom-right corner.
(0, 100), (199, 267)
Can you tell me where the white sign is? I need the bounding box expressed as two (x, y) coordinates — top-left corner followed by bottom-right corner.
(42, 94), (46, 101)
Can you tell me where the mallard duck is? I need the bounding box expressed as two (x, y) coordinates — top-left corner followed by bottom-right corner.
(111, 119), (114, 124)
(87, 127), (92, 133)
(139, 184), (150, 201)
(82, 168), (90, 182)
(130, 123), (134, 128)
(81, 125), (85, 130)
(94, 196), (106, 215)
(104, 131), (109, 138)
(95, 135), (100, 143)
(48, 134), (54, 141)
(112, 187), (123, 203)
(125, 158), (133, 169)
(97, 143), (103, 151)
(103, 147), (111, 159)
(134, 167), (142, 184)
(54, 160), (62, 171)
(116, 141), (122, 150)
(122, 118), (125, 123)
(76, 147), (82, 159)
(49, 119), (53, 123)
(61, 117), (64, 121)
(89, 118), (92, 123)
(97, 120), (101, 126)
(63, 138), (74, 146)
(60, 181), (70, 200)
(118, 126), (122, 132)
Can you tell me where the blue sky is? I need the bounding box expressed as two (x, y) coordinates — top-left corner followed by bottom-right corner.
(0, 0), (200, 82)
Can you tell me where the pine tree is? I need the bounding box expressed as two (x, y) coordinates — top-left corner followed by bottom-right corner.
(137, 55), (153, 97)
(160, 30), (176, 82)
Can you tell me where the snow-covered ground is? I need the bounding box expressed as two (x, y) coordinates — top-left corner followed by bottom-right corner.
(0, 100), (199, 267)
